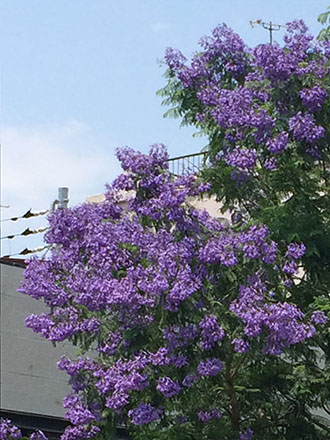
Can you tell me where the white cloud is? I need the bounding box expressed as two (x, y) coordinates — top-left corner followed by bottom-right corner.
(151, 22), (170, 33)
(1, 121), (121, 257)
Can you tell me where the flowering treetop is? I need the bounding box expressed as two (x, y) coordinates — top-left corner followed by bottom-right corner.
(161, 21), (330, 258)
(18, 141), (329, 440)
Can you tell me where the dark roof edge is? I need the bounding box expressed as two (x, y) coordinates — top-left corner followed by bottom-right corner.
(0, 257), (27, 268)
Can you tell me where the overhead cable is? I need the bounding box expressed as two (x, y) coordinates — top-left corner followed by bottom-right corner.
(1, 209), (49, 223)
(1, 227), (49, 240)
(2, 245), (50, 258)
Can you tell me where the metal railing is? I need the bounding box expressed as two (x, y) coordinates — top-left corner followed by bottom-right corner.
(167, 151), (208, 176)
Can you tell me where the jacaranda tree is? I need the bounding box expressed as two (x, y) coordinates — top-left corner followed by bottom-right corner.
(158, 18), (330, 437)
(2, 19), (329, 440)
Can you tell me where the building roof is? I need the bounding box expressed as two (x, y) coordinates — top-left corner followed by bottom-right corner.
(0, 257), (27, 268)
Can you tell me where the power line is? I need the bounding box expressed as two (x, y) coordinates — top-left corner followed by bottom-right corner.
(1, 227), (48, 240)
(1, 187), (69, 258)
(1, 209), (49, 223)
(2, 245), (50, 258)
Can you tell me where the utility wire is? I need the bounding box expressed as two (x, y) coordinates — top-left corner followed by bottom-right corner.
(1, 227), (49, 240)
(2, 245), (50, 258)
(1, 209), (49, 222)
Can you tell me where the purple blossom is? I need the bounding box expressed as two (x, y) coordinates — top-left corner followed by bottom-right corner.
(149, 348), (170, 366)
(286, 243), (306, 259)
(266, 132), (289, 154)
(261, 241), (278, 264)
(64, 402), (95, 425)
(163, 324), (198, 351)
(311, 311), (328, 325)
(164, 47), (187, 70)
(0, 419), (22, 440)
(253, 43), (294, 81)
(232, 338), (250, 353)
(30, 431), (48, 440)
(240, 428), (253, 440)
(264, 157), (278, 171)
(197, 358), (223, 376)
(197, 182), (212, 193)
(183, 374), (200, 387)
(211, 87), (254, 128)
(226, 147), (257, 170)
(243, 243), (260, 259)
(300, 86), (328, 111)
(128, 403), (162, 425)
(289, 112), (324, 143)
(112, 172), (135, 191)
(282, 260), (298, 275)
(106, 392), (130, 409)
(199, 314), (225, 350)
(170, 354), (189, 368)
(198, 409), (222, 422)
(157, 377), (181, 398)
(230, 276), (315, 354)
(284, 20), (313, 57)
(61, 425), (100, 440)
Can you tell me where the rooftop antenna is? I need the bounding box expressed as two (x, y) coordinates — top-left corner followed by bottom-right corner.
(250, 19), (287, 44)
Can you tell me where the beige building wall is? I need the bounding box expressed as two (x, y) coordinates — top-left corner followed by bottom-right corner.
(86, 192), (231, 224)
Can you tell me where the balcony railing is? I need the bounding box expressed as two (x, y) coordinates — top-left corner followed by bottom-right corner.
(167, 151), (207, 176)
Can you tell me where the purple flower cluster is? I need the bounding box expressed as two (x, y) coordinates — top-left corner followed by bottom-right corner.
(0, 419), (22, 440)
(166, 24), (247, 88)
(182, 374), (200, 387)
(300, 86), (328, 111)
(61, 425), (100, 440)
(264, 157), (278, 171)
(64, 400), (95, 425)
(200, 225), (278, 266)
(230, 275), (316, 355)
(286, 242), (306, 259)
(199, 314), (225, 350)
(197, 358), (223, 376)
(212, 87), (253, 128)
(253, 43), (294, 81)
(266, 132), (289, 154)
(289, 112), (324, 143)
(282, 260), (298, 275)
(232, 338), (250, 353)
(157, 377), (181, 398)
(240, 428), (253, 440)
(0, 419), (49, 440)
(163, 324), (199, 351)
(30, 431), (48, 440)
(226, 147), (257, 170)
(311, 311), (328, 325)
(198, 409), (222, 423)
(128, 403), (162, 425)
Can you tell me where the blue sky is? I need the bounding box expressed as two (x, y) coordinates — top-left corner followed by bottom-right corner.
(1, 0), (328, 257)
